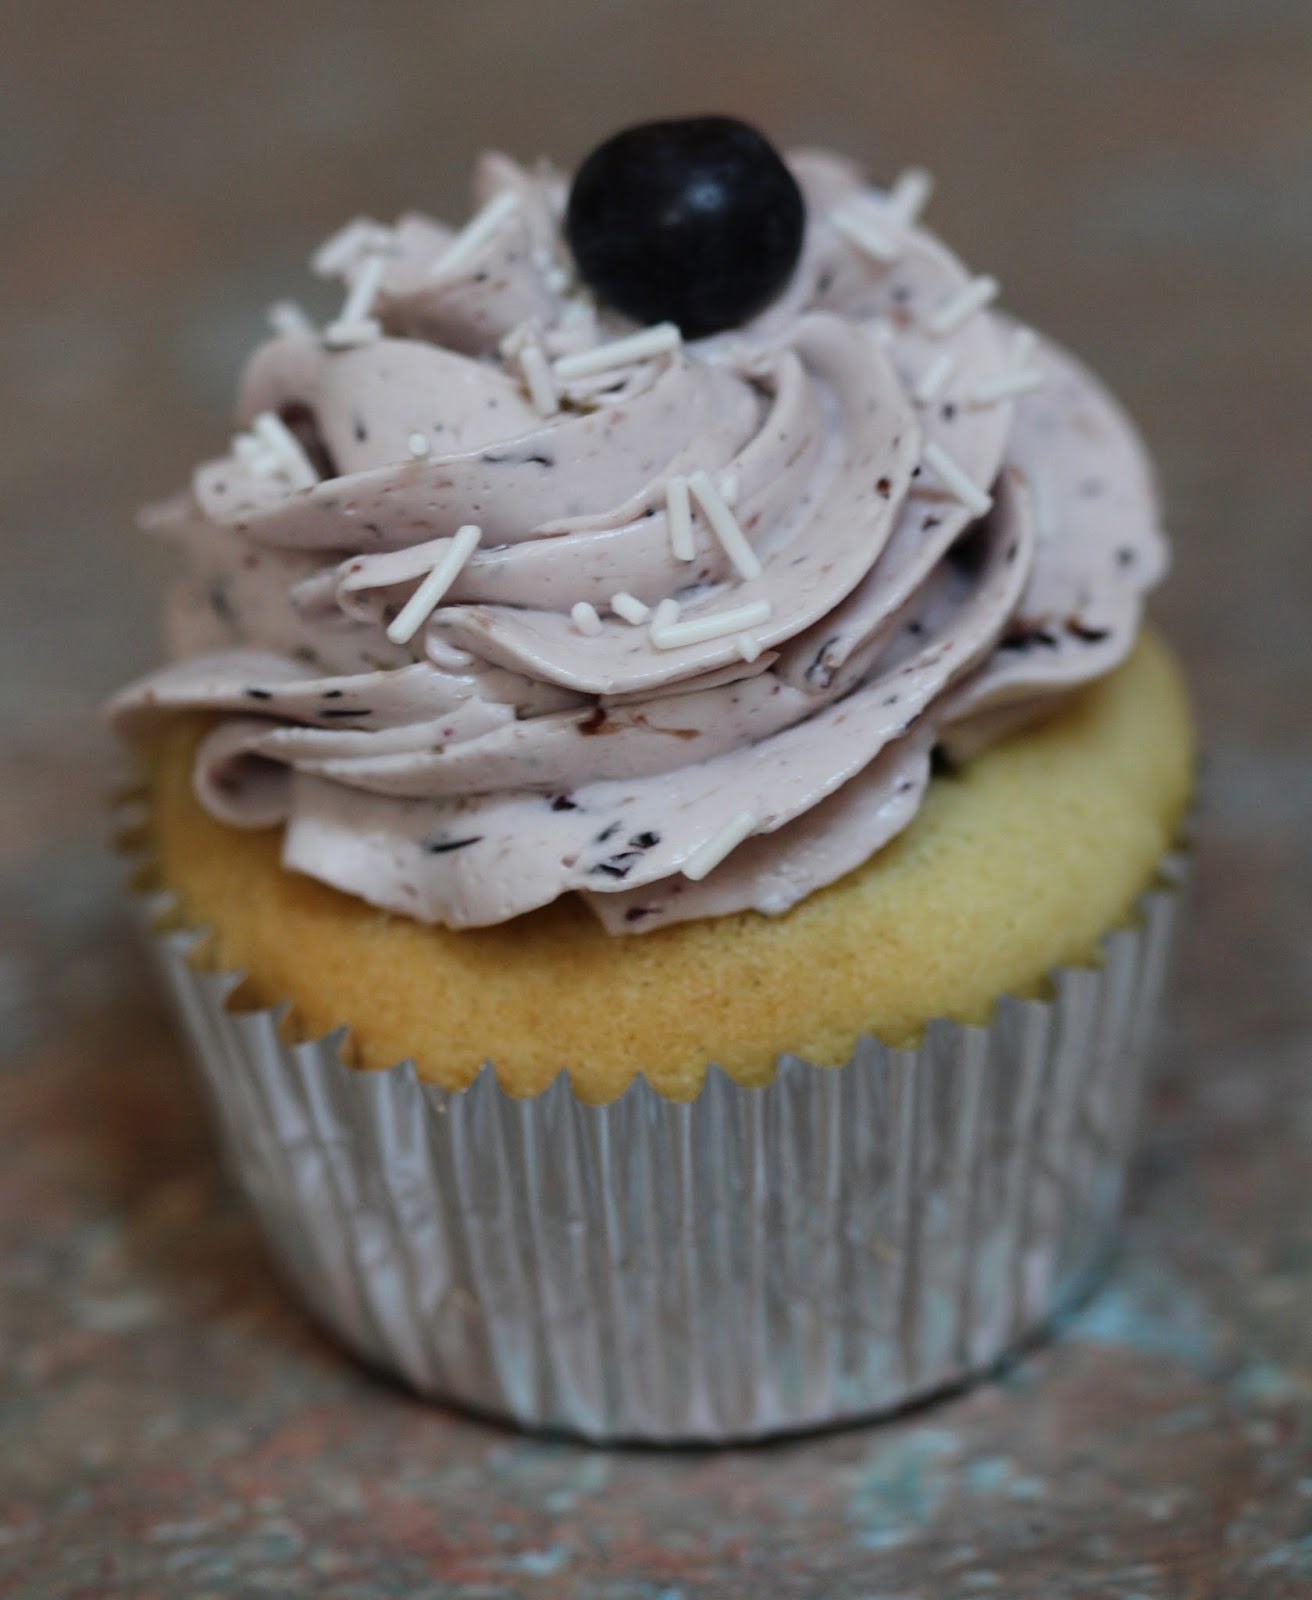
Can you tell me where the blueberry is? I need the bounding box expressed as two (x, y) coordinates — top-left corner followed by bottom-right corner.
(565, 116), (806, 338)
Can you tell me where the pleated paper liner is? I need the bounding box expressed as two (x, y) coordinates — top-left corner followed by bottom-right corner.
(124, 805), (1186, 1444)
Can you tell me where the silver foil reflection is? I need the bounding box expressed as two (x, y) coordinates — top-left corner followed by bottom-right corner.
(139, 854), (1185, 1443)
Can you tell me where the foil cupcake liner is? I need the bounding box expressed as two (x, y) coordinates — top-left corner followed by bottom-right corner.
(133, 851), (1187, 1444)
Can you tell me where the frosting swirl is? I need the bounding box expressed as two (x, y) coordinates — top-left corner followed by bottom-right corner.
(111, 149), (1167, 932)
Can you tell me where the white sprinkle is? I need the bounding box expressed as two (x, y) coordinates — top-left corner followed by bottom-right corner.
(719, 471), (739, 505)
(322, 248), (389, 347)
(913, 351), (957, 405)
(682, 809), (760, 881)
(517, 341), (560, 417)
(650, 598), (681, 633)
(967, 368), (1047, 407)
(338, 251), (387, 326)
(610, 591), (651, 626)
(922, 442), (993, 517)
(570, 600), (604, 637)
(533, 246), (573, 295)
(386, 525), (482, 645)
(267, 299), (314, 337)
(553, 322), (682, 381)
(831, 201), (899, 263)
(736, 633), (762, 663)
(252, 412), (318, 488)
(312, 217), (390, 277)
(665, 476), (695, 561)
(651, 599), (772, 651)
(1009, 327), (1039, 372)
(499, 318), (539, 358)
(1030, 468), (1060, 543)
(322, 316), (382, 350)
(928, 275), (999, 337)
(251, 411), (306, 462)
(689, 470), (762, 582)
(833, 170), (934, 267)
(870, 318), (897, 348)
(234, 433), (279, 476)
(886, 167), (935, 229)
(427, 189), (521, 281)
(408, 432), (430, 458)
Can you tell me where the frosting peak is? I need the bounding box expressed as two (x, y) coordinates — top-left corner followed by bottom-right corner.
(111, 147), (1167, 933)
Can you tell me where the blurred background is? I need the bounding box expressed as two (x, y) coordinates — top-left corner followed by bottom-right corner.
(5, 0), (1311, 1036)
(3, 3), (1311, 1596)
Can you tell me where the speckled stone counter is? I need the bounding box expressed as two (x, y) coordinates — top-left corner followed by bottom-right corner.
(2, 3), (1311, 1595)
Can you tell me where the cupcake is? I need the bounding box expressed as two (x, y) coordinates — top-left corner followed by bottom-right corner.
(112, 117), (1194, 1441)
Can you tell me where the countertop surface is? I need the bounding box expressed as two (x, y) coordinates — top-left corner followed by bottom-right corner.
(2, 2), (1310, 1595)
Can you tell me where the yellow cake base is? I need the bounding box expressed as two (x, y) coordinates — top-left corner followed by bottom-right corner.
(138, 630), (1194, 1104)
